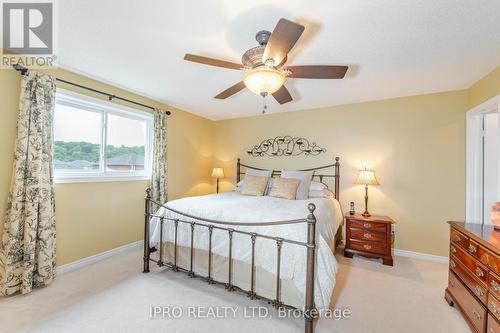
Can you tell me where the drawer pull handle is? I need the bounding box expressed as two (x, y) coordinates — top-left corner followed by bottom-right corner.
(490, 328), (495, 333)
(450, 260), (456, 269)
(468, 244), (477, 254)
(474, 286), (484, 297)
(450, 246), (456, 254)
(492, 280), (500, 292)
(363, 233), (372, 239)
(490, 302), (500, 315)
(363, 244), (372, 250)
(363, 223), (372, 228)
(475, 267), (485, 278)
(454, 234), (461, 243)
(473, 310), (481, 321)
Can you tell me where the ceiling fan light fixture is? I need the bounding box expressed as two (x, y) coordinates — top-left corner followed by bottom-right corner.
(243, 67), (287, 95)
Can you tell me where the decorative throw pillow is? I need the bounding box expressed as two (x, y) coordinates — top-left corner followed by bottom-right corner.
(281, 170), (314, 200)
(269, 178), (301, 200)
(240, 175), (269, 196)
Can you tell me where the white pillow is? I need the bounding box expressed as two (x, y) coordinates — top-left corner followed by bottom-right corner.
(308, 189), (335, 198)
(281, 170), (314, 200)
(246, 169), (273, 178)
(310, 181), (327, 191)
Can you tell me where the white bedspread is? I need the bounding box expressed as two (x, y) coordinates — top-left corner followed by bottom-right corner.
(149, 192), (343, 309)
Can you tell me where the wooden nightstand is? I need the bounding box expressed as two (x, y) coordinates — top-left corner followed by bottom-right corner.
(344, 214), (395, 266)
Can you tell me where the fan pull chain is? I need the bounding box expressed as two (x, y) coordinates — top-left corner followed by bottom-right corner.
(261, 92), (268, 114)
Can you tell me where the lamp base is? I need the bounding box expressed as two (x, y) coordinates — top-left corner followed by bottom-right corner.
(362, 211), (371, 217)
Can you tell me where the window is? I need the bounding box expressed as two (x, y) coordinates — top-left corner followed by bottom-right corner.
(53, 89), (153, 183)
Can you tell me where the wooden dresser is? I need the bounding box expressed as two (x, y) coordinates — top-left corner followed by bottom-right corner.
(446, 222), (500, 333)
(344, 215), (395, 266)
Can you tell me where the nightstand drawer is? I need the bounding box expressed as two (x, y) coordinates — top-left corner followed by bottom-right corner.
(349, 228), (386, 242)
(349, 239), (386, 255)
(349, 220), (386, 233)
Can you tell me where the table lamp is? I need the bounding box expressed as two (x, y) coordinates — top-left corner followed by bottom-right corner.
(211, 167), (225, 193)
(355, 167), (380, 217)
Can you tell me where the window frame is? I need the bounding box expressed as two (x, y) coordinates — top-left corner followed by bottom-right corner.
(53, 89), (153, 184)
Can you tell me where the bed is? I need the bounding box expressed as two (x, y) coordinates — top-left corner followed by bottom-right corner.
(142, 158), (342, 333)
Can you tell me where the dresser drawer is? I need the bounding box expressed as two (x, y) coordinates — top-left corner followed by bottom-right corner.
(349, 228), (386, 242)
(479, 246), (500, 276)
(490, 294), (500, 323)
(448, 271), (487, 333)
(349, 220), (386, 233)
(453, 244), (489, 285)
(450, 254), (487, 304)
(489, 272), (500, 299)
(451, 228), (469, 250)
(349, 239), (386, 255)
(488, 314), (500, 333)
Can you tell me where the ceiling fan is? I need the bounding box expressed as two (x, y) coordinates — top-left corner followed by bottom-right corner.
(184, 18), (348, 113)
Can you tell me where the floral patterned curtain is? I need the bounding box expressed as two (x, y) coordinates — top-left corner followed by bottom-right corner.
(0, 71), (57, 296)
(151, 109), (168, 209)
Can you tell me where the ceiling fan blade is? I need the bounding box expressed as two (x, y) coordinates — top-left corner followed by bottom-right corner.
(214, 81), (246, 99)
(272, 85), (293, 104)
(184, 54), (243, 70)
(262, 19), (305, 67)
(287, 65), (348, 79)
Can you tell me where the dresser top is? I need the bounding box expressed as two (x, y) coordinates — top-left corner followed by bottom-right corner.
(448, 221), (500, 254)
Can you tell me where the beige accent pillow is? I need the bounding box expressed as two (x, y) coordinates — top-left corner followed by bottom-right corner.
(240, 175), (269, 196)
(269, 178), (301, 200)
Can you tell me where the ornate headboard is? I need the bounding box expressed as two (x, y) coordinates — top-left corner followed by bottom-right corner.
(236, 157), (340, 201)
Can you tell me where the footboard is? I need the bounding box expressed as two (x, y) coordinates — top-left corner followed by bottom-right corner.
(142, 188), (318, 333)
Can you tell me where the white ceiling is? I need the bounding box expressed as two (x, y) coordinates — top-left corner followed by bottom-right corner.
(58, 0), (500, 120)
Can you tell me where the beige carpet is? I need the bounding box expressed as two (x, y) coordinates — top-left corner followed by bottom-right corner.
(0, 247), (471, 333)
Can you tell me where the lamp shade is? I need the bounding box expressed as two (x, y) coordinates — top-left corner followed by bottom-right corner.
(211, 167), (225, 178)
(355, 168), (379, 186)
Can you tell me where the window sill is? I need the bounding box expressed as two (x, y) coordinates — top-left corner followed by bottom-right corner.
(54, 175), (150, 184)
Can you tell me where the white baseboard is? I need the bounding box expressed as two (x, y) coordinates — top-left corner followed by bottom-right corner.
(57, 240), (143, 275)
(394, 249), (449, 265)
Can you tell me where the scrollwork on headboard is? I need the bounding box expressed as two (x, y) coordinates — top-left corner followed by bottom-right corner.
(247, 136), (326, 157)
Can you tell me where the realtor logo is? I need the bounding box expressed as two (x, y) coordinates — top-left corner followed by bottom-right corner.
(1, 0), (56, 68)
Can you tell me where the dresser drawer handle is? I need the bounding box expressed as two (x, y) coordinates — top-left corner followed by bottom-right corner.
(490, 328), (496, 333)
(363, 233), (372, 239)
(492, 280), (500, 292)
(474, 286), (484, 297)
(450, 259), (456, 269)
(475, 267), (485, 278)
(450, 246), (456, 254)
(454, 234), (461, 243)
(490, 302), (500, 315)
(468, 244), (477, 254)
(363, 223), (372, 228)
(363, 244), (372, 250)
(473, 310), (481, 321)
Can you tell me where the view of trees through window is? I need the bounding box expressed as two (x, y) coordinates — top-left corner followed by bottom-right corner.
(54, 98), (149, 174)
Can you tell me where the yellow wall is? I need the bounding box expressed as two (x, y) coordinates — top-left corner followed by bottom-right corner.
(1, 64), (499, 265)
(0, 68), (214, 265)
(469, 66), (500, 108)
(213, 91), (468, 257)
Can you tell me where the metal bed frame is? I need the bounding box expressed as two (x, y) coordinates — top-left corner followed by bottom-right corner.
(142, 157), (340, 333)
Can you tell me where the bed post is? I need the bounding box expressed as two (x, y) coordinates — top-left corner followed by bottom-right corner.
(305, 203), (317, 333)
(237, 158), (241, 183)
(334, 157), (340, 201)
(143, 187), (152, 273)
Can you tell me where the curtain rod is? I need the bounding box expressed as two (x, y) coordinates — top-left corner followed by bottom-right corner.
(12, 64), (171, 116)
